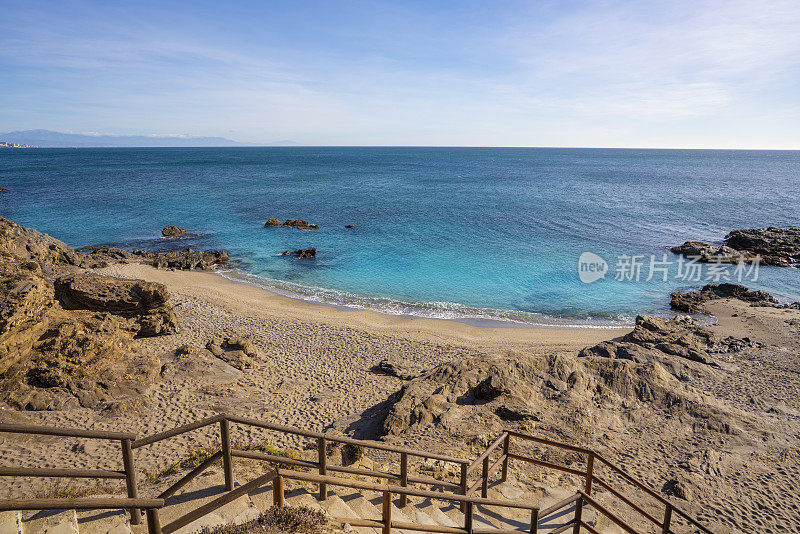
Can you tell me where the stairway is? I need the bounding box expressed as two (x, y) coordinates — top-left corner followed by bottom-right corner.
(1, 461), (601, 534)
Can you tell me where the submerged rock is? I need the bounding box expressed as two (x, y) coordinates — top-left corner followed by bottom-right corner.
(282, 247), (316, 258)
(161, 225), (187, 237)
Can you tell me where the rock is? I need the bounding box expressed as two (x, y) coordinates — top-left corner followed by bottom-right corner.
(264, 218), (282, 227)
(345, 225), (355, 229)
(662, 475), (698, 500)
(0, 187), (8, 192)
(161, 225), (187, 237)
(54, 273), (179, 336)
(671, 227), (800, 266)
(670, 283), (778, 313)
(282, 219), (319, 230)
(374, 358), (422, 380)
(341, 443), (364, 466)
(724, 227), (800, 266)
(282, 247), (316, 258)
(668, 241), (750, 263)
(131, 248), (228, 270)
(204, 336), (261, 370)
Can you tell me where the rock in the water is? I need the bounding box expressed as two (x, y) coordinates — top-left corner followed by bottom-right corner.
(54, 272), (179, 336)
(670, 283), (778, 313)
(282, 247), (316, 258)
(671, 227), (800, 266)
(265, 218), (282, 227)
(161, 225), (187, 237)
(345, 225), (355, 229)
(0, 187), (8, 192)
(669, 241), (750, 263)
(282, 219), (319, 230)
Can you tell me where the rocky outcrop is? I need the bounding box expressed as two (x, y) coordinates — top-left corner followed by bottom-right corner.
(85, 247), (229, 270)
(265, 218), (282, 227)
(282, 220), (319, 230)
(374, 358), (423, 380)
(670, 227), (800, 266)
(579, 315), (758, 368)
(161, 225), (187, 237)
(362, 348), (742, 439)
(54, 273), (179, 336)
(670, 283), (778, 313)
(282, 247), (316, 258)
(1, 217), (228, 273)
(0, 256), (160, 410)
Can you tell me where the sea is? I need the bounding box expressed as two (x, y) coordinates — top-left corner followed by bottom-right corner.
(2, 147), (799, 327)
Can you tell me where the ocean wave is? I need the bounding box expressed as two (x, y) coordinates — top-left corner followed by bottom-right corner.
(214, 266), (633, 329)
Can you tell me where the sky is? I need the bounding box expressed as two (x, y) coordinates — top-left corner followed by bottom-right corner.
(1, 0), (799, 148)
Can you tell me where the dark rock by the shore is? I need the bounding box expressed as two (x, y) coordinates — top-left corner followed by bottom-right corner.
(282, 219), (319, 230)
(162, 225), (188, 237)
(265, 218), (282, 227)
(670, 227), (800, 266)
(670, 283), (778, 313)
(282, 247), (316, 258)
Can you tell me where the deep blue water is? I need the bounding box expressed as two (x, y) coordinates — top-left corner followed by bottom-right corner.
(2, 147), (799, 326)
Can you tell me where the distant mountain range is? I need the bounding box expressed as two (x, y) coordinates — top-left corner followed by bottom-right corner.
(0, 130), (298, 148)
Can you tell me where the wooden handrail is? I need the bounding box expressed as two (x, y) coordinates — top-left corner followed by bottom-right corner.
(0, 422), (136, 441)
(131, 415), (223, 448)
(0, 467), (126, 479)
(468, 432), (508, 472)
(0, 498), (163, 511)
(226, 414), (471, 465)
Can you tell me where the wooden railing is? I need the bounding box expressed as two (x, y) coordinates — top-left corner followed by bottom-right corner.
(0, 418), (715, 534)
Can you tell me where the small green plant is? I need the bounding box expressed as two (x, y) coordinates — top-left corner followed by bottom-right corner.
(146, 444), (221, 482)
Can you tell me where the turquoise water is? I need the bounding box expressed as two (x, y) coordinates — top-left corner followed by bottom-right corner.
(2, 147), (799, 326)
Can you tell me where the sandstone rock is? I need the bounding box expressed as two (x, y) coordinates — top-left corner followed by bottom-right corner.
(264, 218), (282, 227)
(282, 247), (316, 258)
(0, 217), (95, 275)
(54, 273), (179, 336)
(204, 336), (261, 370)
(161, 225), (187, 237)
(670, 283), (778, 313)
(282, 220), (319, 230)
(132, 248), (228, 270)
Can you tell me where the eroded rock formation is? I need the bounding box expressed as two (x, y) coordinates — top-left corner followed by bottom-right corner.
(282, 247), (316, 258)
(670, 227), (800, 266)
(670, 283), (778, 313)
(162, 225), (188, 237)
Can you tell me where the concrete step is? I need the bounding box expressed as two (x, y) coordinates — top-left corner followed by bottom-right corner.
(0, 511), (22, 534)
(414, 500), (460, 528)
(75, 507), (131, 534)
(318, 494), (378, 534)
(20, 509), (79, 534)
(156, 468), (259, 534)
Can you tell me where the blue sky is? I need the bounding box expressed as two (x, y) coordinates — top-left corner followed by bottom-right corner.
(1, 0), (799, 147)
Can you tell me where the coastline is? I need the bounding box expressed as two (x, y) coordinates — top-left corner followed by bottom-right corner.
(99, 263), (620, 352)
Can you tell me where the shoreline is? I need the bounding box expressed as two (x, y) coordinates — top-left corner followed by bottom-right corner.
(99, 263), (621, 350)
(215, 265), (634, 330)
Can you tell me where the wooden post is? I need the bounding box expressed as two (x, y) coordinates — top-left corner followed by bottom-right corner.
(585, 453), (594, 496)
(318, 437), (327, 500)
(465, 501), (474, 534)
(481, 456), (490, 498)
(273, 475), (285, 507)
(382, 491), (392, 534)
(529, 508), (538, 534)
(146, 509), (162, 534)
(399, 452), (408, 507)
(220, 418), (234, 491)
(121, 438), (141, 525)
(501, 433), (511, 482)
(572, 497), (583, 534)
(460, 462), (468, 512)
(662, 503), (673, 534)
